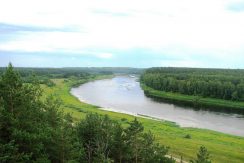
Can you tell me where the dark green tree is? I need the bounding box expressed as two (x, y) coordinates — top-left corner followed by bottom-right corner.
(110, 124), (128, 163)
(191, 146), (211, 163)
(125, 118), (144, 163)
(77, 114), (116, 163)
(0, 63), (78, 162)
(141, 131), (174, 163)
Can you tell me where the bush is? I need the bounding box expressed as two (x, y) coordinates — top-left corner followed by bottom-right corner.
(184, 134), (192, 139)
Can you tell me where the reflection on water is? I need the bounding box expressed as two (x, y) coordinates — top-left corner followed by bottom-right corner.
(71, 76), (244, 137)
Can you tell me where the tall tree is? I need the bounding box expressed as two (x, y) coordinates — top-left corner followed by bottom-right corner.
(191, 146), (211, 163)
(125, 118), (144, 163)
(0, 64), (76, 162)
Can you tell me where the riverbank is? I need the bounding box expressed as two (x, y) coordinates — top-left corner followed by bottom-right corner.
(141, 83), (244, 114)
(42, 77), (244, 163)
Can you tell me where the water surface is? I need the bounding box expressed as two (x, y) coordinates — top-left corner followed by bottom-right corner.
(71, 76), (244, 137)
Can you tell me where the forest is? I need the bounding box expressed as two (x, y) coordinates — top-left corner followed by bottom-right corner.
(141, 67), (244, 101)
(0, 67), (142, 88)
(0, 67), (143, 78)
(0, 64), (211, 163)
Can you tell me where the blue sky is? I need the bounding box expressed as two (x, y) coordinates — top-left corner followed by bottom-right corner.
(0, 0), (244, 68)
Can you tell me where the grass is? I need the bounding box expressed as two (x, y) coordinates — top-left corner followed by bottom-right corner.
(141, 84), (244, 114)
(41, 77), (244, 163)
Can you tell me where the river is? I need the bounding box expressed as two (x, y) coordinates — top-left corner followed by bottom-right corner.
(71, 76), (244, 137)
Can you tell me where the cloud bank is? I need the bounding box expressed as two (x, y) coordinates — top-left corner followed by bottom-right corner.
(0, 0), (244, 68)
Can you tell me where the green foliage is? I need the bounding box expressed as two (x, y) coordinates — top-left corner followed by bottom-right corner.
(191, 146), (211, 163)
(0, 67), (143, 81)
(141, 67), (244, 102)
(77, 114), (174, 163)
(0, 140), (29, 162)
(184, 134), (192, 139)
(0, 64), (82, 162)
(142, 83), (244, 113)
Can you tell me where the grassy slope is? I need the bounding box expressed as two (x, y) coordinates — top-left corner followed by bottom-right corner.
(42, 78), (244, 163)
(141, 84), (244, 112)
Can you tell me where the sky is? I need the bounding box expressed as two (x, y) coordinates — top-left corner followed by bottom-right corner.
(0, 0), (244, 68)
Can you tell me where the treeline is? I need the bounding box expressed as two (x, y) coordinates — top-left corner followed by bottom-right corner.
(0, 67), (91, 78)
(141, 67), (244, 101)
(0, 67), (143, 87)
(0, 64), (173, 162)
(0, 67), (143, 79)
(0, 67), (93, 88)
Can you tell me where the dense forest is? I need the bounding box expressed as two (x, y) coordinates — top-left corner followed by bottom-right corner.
(141, 67), (244, 101)
(0, 67), (142, 88)
(0, 67), (143, 78)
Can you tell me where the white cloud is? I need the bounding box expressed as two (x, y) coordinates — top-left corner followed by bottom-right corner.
(160, 60), (205, 68)
(95, 53), (113, 59)
(0, 0), (244, 67)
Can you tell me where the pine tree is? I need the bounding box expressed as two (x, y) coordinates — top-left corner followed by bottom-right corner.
(125, 118), (144, 163)
(0, 63), (47, 161)
(110, 124), (128, 163)
(191, 146), (211, 163)
(0, 64), (77, 162)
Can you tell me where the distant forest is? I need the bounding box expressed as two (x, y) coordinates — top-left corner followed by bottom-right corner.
(141, 67), (244, 101)
(0, 67), (143, 88)
(0, 67), (143, 77)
